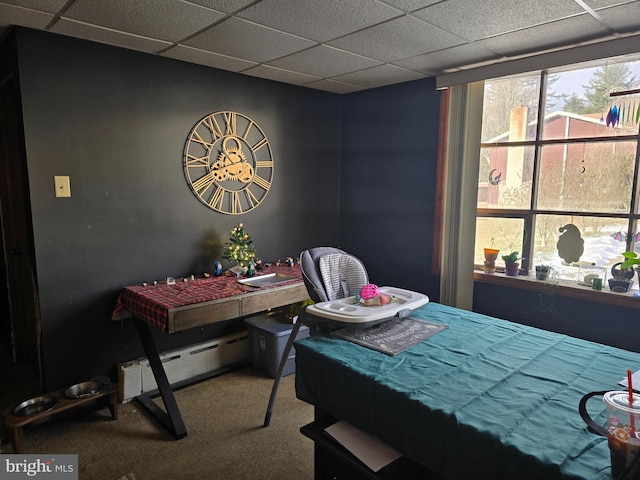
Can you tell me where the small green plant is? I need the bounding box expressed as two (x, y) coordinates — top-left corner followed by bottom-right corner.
(501, 251), (521, 264)
(621, 251), (640, 269)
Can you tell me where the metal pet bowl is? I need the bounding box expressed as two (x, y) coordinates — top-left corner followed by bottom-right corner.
(65, 381), (104, 399)
(13, 395), (58, 417)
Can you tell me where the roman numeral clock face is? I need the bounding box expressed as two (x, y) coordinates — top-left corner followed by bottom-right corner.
(183, 111), (274, 214)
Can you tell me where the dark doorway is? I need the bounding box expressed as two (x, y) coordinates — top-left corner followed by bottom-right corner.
(0, 66), (42, 402)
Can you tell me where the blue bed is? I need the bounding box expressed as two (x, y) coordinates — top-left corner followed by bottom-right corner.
(294, 302), (639, 479)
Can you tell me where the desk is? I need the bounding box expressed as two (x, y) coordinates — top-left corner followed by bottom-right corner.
(113, 265), (308, 439)
(295, 302), (640, 479)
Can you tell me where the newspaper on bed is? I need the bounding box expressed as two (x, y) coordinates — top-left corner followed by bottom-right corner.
(330, 316), (447, 356)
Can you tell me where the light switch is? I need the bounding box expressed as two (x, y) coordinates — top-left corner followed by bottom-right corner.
(54, 176), (71, 197)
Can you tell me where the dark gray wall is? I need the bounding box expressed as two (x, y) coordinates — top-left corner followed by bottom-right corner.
(473, 282), (640, 353)
(12, 28), (342, 389)
(340, 79), (441, 299)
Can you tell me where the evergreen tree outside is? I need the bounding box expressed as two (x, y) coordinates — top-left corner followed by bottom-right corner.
(561, 93), (587, 114)
(581, 64), (638, 114)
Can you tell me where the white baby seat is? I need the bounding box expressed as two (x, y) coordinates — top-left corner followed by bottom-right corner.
(262, 246), (427, 427)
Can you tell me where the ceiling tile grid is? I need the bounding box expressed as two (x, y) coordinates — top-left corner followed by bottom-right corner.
(51, 18), (173, 54)
(0, 2), (53, 29)
(326, 14), (466, 63)
(391, 42), (502, 74)
(0, 0), (66, 12)
(185, 0), (256, 14)
(475, 13), (611, 57)
(161, 44), (258, 71)
(62, 0), (226, 43)
(594, 1), (640, 32)
(331, 63), (427, 89)
(184, 16), (316, 63)
(236, 0), (404, 42)
(303, 77), (365, 94)
(412, 0), (587, 41)
(267, 44), (383, 78)
(242, 63), (322, 85)
(0, 0), (639, 93)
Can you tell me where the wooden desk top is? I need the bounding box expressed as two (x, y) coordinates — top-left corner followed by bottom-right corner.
(112, 265), (309, 333)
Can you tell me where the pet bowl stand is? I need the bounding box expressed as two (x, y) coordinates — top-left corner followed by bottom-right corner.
(2, 382), (118, 453)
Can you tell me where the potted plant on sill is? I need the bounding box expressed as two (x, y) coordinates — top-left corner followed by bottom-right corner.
(612, 251), (640, 292)
(482, 238), (500, 274)
(535, 264), (551, 281)
(502, 251), (522, 276)
(483, 247), (500, 274)
(621, 251), (640, 271)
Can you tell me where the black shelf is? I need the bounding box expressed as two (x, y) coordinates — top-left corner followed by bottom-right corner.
(300, 420), (439, 480)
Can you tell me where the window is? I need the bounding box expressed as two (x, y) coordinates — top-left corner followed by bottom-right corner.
(474, 58), (640, 285)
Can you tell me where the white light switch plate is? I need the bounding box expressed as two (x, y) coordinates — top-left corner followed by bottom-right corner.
(54, 176), (71, 197)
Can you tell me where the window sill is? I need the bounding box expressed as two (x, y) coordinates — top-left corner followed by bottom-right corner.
(474, 270), (640, 310)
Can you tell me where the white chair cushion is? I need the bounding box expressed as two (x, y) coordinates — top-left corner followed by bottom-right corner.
(318, 253), (368, 301)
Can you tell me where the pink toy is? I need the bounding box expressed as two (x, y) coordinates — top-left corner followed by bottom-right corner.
(359, 284), (380, 300)
(359, 283), (391, 306)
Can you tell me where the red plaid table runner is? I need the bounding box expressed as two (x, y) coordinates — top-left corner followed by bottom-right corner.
(112, 265), (303, 332)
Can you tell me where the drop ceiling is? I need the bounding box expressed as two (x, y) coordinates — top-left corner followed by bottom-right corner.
(0, 0), (639, 93)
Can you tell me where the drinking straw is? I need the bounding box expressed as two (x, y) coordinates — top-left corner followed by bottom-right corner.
(628, 369), (635, 435)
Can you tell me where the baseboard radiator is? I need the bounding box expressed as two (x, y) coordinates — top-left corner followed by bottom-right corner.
(117, 330), (249, 403)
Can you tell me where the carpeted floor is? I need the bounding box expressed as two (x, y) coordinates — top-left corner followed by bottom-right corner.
(1, 366), (314, 480)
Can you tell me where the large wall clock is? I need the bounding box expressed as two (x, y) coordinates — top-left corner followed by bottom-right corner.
(183, 111), (274, 215)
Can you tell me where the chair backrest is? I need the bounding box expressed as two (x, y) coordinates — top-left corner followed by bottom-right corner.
(299, 247), (369, 303)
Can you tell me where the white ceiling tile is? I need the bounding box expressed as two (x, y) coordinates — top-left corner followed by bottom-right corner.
(328, 14), (465, 62)
(393, 43), (502, 74)
(595, 3), (640, 33)
(185, 0), (257, 13)
(0, 0), (67, 12)
(413, 0), (585, 41)
(237, 0), (403, 42)
(51, 18), (173, 53)
(63, 0), (225, 42)
(268, 45), (382, 78)
(0, 3), (54, 29)
(381, 0), (442, 13)
(184, 17), (315, 62)
(0, 0), (639, 92)
(161, 44), (258, 71)
(331, 63), (426, 88)
(241, 64), (322, 85)
(583, 0), (638, 8)
(302, 78), (365, 94)
(477, 14), (609, 56)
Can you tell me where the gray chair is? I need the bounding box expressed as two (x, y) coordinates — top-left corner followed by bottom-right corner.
(263, 246), (369, 427)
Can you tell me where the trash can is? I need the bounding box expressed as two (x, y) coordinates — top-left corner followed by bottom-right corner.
(245, 314), (310, 378)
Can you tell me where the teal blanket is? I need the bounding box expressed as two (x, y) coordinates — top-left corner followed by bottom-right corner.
(295, 302), (637, 479)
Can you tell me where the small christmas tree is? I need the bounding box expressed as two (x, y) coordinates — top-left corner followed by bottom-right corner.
(222, 223), (256, 267)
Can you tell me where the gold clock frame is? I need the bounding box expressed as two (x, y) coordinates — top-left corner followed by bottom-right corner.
(183, 111), (274, 215)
